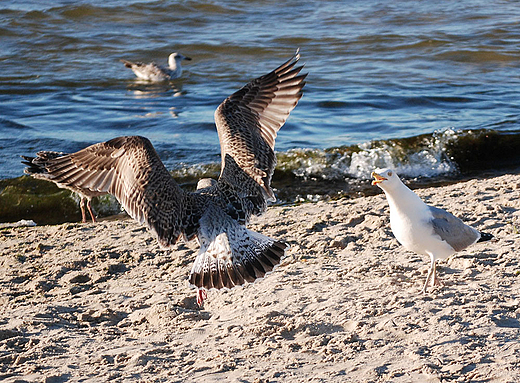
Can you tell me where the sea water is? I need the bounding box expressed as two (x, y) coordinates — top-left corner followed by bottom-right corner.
(1, 0), (520, 221)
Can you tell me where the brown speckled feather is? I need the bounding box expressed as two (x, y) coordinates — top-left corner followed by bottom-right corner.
(21, 52), (306, 302)
(22, 151), (107, 223)
(215, 50), (306, 203)
(31, 136), (187, 247)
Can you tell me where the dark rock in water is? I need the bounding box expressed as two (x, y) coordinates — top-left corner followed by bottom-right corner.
(0, 176), (120, 225)
(446, 129), (520, 172)
(0, 176), (80, 224)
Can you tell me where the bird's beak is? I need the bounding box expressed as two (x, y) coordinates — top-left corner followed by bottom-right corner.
(184, 56), (192, 61)
(371, 172), (387, 185)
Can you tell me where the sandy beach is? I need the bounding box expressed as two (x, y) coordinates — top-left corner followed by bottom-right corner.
(1, 173), (519, 382)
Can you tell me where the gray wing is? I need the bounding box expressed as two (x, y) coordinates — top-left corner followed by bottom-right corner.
(214, 51), (306, 207)
(24, 136), (187, 247)
(138, 62), (170, 79)
(429, 206), (480, 251)
(121, 60), (169, 80)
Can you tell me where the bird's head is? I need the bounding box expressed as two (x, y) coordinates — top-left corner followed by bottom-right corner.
(169, 52), (192, 63)
(371, 168), (399, 189)
(196, 178), (217, 191)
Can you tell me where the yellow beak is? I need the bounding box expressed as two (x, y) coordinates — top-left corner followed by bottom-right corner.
(371, 172), (387, 185)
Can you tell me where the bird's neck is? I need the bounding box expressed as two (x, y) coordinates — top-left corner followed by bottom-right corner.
(168, 60), (182, 77)
(383, 180), (425, 215)
(168, 58), (179, 70)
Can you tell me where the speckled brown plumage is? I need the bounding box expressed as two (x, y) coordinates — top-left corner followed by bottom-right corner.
(22, 51), (306, 305)
(215, 50), (306, 201)
(22, 151), (106, 223)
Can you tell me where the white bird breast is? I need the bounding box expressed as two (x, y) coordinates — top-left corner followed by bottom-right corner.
(390, 209), (455, 259)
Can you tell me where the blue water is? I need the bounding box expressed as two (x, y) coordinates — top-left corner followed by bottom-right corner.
(1, 0), (520, 179)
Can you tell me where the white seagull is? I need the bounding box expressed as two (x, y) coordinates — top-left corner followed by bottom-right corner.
(372, 168), (494, 293)
(23, 52), (306, 306)
(121, 52), (192, 81)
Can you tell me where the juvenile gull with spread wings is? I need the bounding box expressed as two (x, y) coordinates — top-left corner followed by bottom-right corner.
(121, 52), (192, 81)
(23, 52), (306, 305)
(372, 168), (494, 293)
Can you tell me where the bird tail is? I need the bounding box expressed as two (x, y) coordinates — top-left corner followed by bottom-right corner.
(189, 223), (286, 291)
(120, 59), (135, 68)
(477, 232), (494, 243)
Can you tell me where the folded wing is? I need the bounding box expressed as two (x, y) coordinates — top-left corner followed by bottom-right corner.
(429, 206), (480, 251)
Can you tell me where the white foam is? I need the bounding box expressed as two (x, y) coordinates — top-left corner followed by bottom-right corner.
(287, 128), (459, 181)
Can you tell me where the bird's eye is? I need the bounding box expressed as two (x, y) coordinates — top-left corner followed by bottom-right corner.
(388, 171), (393, 176)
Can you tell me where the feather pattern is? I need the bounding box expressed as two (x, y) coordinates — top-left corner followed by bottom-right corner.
(21, 151), (106, 223)
(215, 50), (307, 202)
(22, 52), (306, 302)
(429, 206), (481, 252)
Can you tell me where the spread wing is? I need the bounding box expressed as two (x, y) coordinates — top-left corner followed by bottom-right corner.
(26, 136), (187, 247)
(214, 50), (307, 206)
(429, 206), (480, 251)
(22, 151), (107, 199)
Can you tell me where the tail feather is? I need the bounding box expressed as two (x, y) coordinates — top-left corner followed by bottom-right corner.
(242, 257), (260, 281)
(478, 232), (494, 243)
(249, 256), (267, 279)
(227, 266), (245, 287)
(264, 245), (284, 266)
(214, 266), (227, 290)
(189, 227), (287, 291)
(120, 59), (135, 68)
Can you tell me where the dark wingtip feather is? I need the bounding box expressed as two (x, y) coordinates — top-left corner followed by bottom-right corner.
(21, 155), (44, 174)
(477, 232), (494, 243)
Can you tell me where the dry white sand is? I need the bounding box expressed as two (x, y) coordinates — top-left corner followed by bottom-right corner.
(1, 173), (519, 382)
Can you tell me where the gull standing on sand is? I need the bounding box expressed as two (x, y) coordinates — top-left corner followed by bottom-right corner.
(22, 151), (106, 223)
(22, 51), (306, 305)
(121, 52), (192, 81)
(371, 168), (494, 293)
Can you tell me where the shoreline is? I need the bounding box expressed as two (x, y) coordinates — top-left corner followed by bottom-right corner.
(1, 172), (519, 382)
(3, 165), (520, 226)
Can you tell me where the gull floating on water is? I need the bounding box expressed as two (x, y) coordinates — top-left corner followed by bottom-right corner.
(121, 52), (192, 81)
(22, 151), (106, 223)
(22, 51), (306, 305)
(372, 168), (494, 293)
